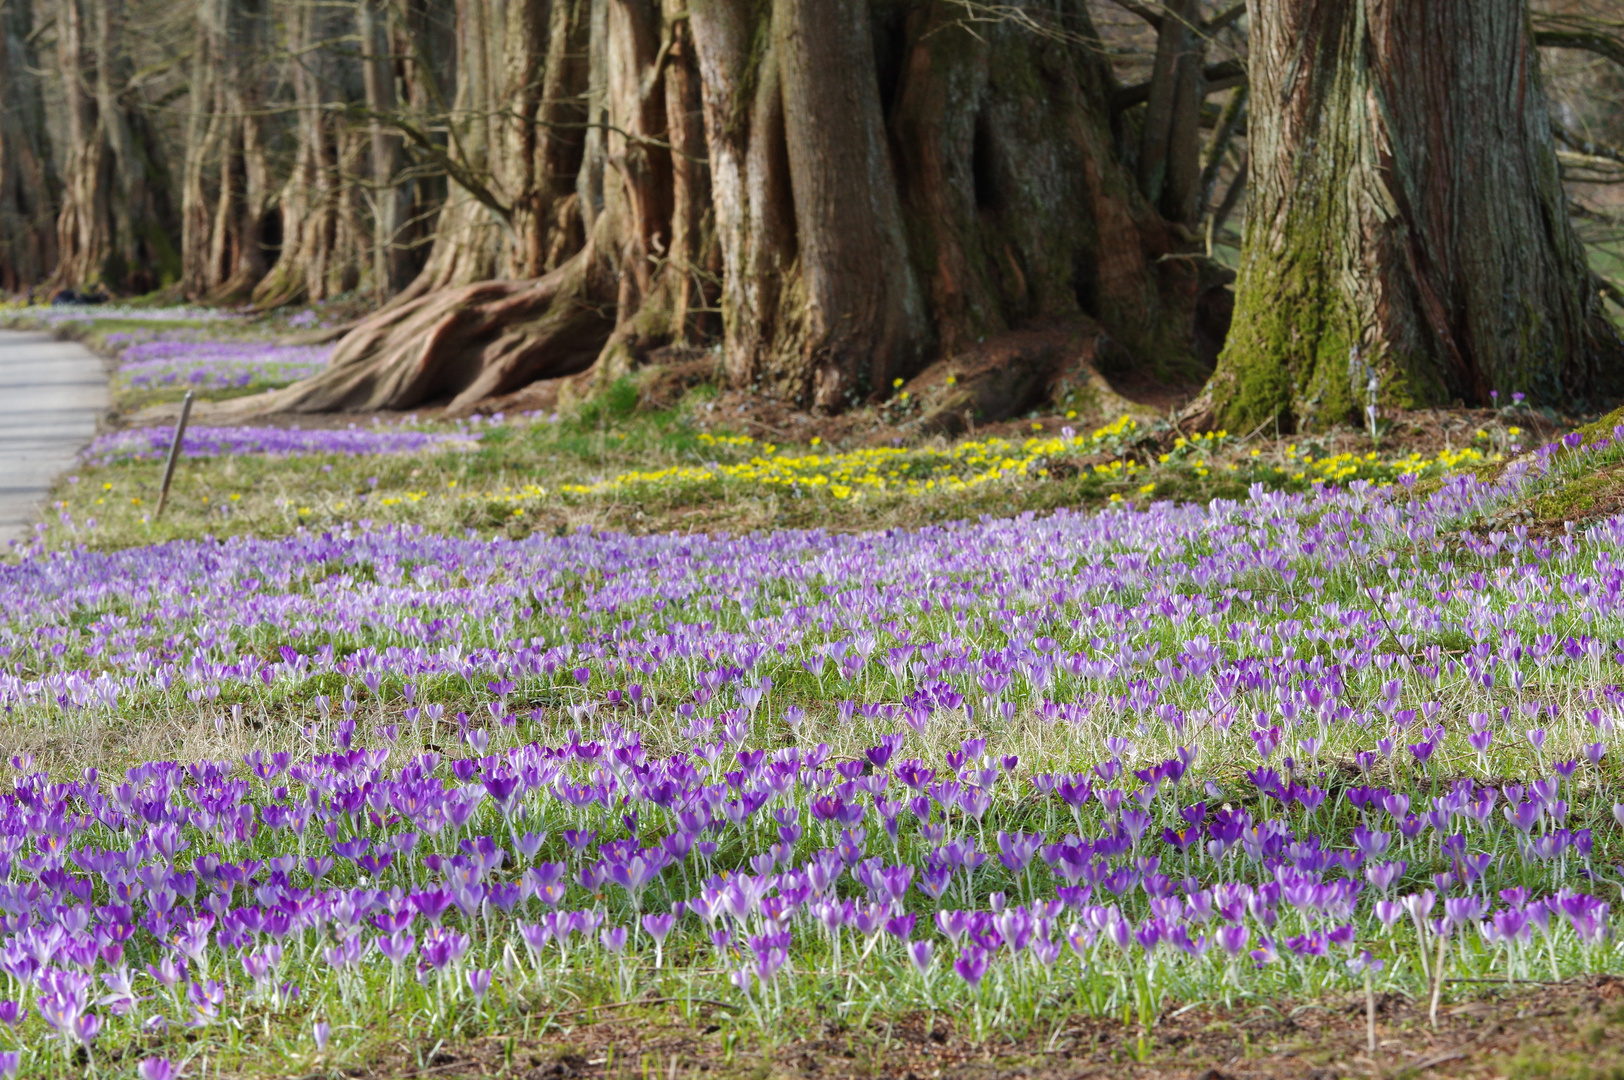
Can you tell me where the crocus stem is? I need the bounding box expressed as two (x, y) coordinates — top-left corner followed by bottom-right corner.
(1428, 929), (1448, 1029)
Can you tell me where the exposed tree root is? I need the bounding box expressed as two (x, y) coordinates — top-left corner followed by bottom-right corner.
(207, 244), (616, 418)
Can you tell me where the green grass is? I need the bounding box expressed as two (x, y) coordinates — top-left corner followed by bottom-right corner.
(35, 376), (1532, 557)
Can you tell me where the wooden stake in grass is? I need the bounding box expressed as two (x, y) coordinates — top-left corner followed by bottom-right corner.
(154, 390), (195, 520)
(1367, 974), (1379, 1055)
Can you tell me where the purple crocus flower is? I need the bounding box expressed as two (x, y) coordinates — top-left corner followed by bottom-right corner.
(953, 946), (988, 987)
(467, 968), (493, 1000)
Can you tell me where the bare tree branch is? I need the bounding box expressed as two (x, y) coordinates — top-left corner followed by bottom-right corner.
(1554, 123), (1624, 165)
(1206, 148), (1247, 254)
(1205, 1), (1246, 33)
(342, 104), (515, 230)
(1534, 27), (1624, 70)
(939, 2), (1109, 49)
(1113, 58), (1245, 114)
(1105, 0), (1247, 36)
(1200, 83), (1247, 207)
(1106, 0), (1163, 30)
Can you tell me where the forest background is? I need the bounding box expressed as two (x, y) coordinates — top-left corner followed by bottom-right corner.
(9, 0), (1624, 434)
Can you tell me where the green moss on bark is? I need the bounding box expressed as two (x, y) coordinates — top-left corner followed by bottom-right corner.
(1210, 210), (1358, 433)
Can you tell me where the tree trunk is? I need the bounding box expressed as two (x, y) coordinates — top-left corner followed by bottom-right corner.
(234, 0), (1213, 416)
(180, 0), (227, 299)
(590, 0), (719, 382)
(359, 0), (412, 297)
(53, 0), (180, 294)
(1137, 0), (1206, 227)
(1198, 0), (1624, 433)
(250, 0), (366, 307)
(204, 0), (276, 302)
(689, 0), (801, 395)
(0, 0), (59, 292)
(887, 2), (1205, 378)
(217, 0), (646, 414)
(776, 0), (926, 409)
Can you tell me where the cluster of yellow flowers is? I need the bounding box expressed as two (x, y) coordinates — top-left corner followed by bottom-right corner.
(229, 416), (1512, 524)
(1261, 444), (1496, 484)
(458, 416), (1505, 510)
(375, 491), (430, 508)
(547, 417), (1150, 502)
(1395, 446), (1495, 474)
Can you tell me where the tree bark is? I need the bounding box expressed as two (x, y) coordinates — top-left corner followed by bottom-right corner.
(180, 0), (227, 299)
(1199, 0), (1624, 432)
(0, 0), (59, 292)
(199, 0), (277, 301)
(53, 0), (180, 293)
(591, 0), (718, 382)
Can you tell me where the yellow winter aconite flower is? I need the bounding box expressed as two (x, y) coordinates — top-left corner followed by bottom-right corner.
(323, 410), (1520, 521)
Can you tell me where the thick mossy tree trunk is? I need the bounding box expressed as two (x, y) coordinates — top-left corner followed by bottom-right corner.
(243, 0), (1210, 415)
(53, 0), (180, 293)
(0, 0), (59, 291)
(1199, 0), (1624, 433)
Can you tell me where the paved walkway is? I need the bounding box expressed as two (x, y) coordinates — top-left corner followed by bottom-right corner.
(0, 330), (107, 542)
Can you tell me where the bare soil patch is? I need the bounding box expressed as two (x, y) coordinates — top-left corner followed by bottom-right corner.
(344, 979), (1624, 1080)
